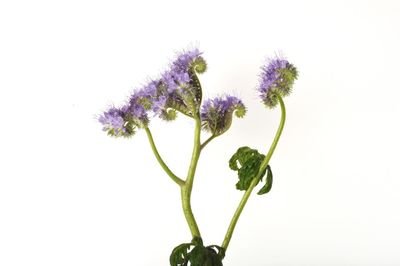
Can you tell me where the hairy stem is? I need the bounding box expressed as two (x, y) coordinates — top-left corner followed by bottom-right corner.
(221, 94), (286, 251)
(181, 116), (202, 238)
(145, 128), (185, 187)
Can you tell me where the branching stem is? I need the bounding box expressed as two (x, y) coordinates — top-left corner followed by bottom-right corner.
(200, 134), (216, 150)
(181, 116), (202, 238)
(145, 128), (185, 187)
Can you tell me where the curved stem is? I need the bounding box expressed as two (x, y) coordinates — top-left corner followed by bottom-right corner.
(221, 94), (286, 252)
(145, 128), (185, 187)
(181, 116), (202, 238)
(190, 69), (203, 104)
(200, 134), (216, 150)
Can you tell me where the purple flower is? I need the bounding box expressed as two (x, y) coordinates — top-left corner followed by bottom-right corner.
(152, 95), (168, 113)
(258, 56), (298, 108)
(171, 48), (202, 72)
(128, 96), (147, 118)
(201, 95), (246, 136)
(125, 87), (155, 127)
(159, 48), (207, 117)
(162, 72), (179, 93)
(98, 107), (135, 137)
(137, 80), (158, 97)
(99, 48), (209, 137)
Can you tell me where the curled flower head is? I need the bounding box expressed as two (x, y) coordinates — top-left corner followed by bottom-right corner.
(201, 95), (246, 136)
(171, 48), (207, 74)
(98, 107), (136, 137)
(159, 48), (207, 116)
(259, 56), (298, 108)
(99, 48), (208, 137)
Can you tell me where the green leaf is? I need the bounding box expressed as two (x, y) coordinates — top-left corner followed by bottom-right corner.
(170, 241), (225, 266)
(170, 243), (192, 266)
(229, 146), (266, 191)
(257, 165), (273, 195)
(187, 245), (208, 266)
(206, 245), (225, 266)
(207, 253), (223, 266)
(206, 245), (225, 259)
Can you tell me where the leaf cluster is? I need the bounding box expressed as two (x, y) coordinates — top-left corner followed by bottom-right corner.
(170, 238), (225, 266)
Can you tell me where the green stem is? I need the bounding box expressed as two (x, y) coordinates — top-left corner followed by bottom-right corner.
(145, 128), (185, 187)
(221, 94), (286, 251)
(200, 134), (216, 150)
(181, 116), (202, 238)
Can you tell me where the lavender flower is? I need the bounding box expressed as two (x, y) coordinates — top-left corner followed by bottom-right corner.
(201, 95), (246, 136)
(171, 48), (206, 74)
(126, 94), (150, 127)
(258, 56), (298, 108)
(164, 49), (204, 93)
(99, 48), (208, 137)
(159, 49), (207, 116)
(122, 79), (176, 124)
(98, 107), (135, 137)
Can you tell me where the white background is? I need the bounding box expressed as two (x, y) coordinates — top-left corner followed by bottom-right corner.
(1, 0), (400, 265)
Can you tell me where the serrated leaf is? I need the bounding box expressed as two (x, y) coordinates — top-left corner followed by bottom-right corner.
(257, 165), (273, 195)
(229, 146), (252, 171)
(170, 241), (225, 266)
(187, 245), (208, 266)
(206, 246), (225, 266)
(170, 243), (192, 266)
(206, 245), (225, 259)
(207, 253), (223, 266)
(229, 146), (266, 191)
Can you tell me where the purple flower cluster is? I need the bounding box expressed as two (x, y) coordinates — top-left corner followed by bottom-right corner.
(171, 49), (203, 73)
(99, 49), (207, 137)
(98, 107), (135, 137)
(162, 49), (201, 93)
(201, 95), (246, 136)
(258, 56), (298, 108)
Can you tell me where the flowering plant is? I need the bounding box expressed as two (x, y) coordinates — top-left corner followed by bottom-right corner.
(98, 48), (298, 265)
